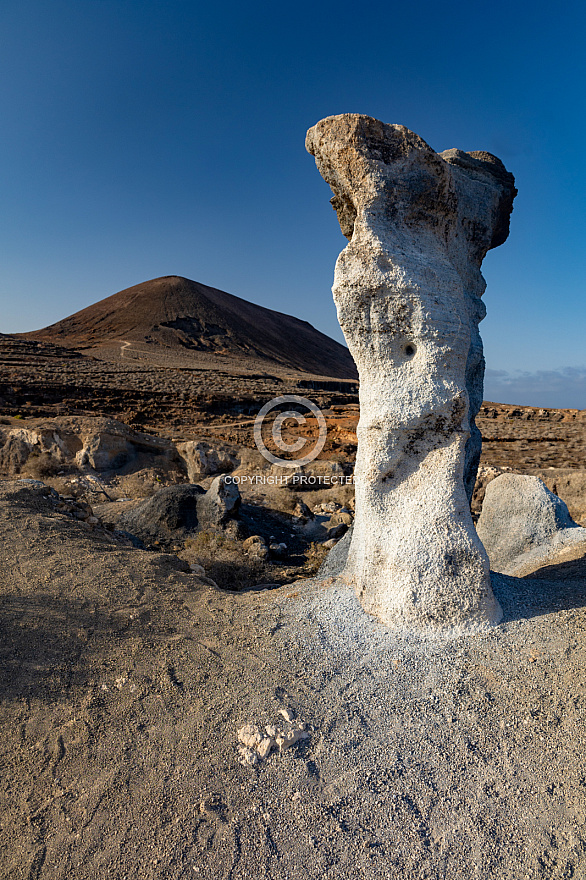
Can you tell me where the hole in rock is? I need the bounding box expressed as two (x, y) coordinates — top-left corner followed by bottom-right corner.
(404, 343), (416, 357)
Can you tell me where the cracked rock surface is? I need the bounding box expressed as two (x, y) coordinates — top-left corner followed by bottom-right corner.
(306, 113), (516, 631)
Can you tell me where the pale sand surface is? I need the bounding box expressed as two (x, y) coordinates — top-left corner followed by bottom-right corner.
(1, 481), (585, 879)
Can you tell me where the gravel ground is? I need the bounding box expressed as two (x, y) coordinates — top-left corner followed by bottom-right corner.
(1, 480), (586, 879)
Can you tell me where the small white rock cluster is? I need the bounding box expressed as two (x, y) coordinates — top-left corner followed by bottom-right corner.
(237, 709), (310, 767)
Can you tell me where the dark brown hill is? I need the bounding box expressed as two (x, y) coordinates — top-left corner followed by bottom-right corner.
(25, 276), (357, 380)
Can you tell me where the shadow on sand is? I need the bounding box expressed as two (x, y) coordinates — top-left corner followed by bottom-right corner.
(492, 553), (586, 623)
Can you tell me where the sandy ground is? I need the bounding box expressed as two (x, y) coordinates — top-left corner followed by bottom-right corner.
(1, 480), (586, 879)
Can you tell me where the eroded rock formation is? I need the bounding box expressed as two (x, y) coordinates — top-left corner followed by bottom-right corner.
(306, 114), (516, 630)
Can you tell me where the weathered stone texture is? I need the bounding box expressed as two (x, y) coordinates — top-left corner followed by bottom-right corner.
(477, 474), (586, 576)
(307, 114), (516, 630)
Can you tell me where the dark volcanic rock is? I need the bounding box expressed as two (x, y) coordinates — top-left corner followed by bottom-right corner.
(118, 485), (206, 544)
(118, 477), (242, 545)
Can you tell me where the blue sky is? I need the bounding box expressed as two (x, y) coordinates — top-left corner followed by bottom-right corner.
(0, 0), (584, 408)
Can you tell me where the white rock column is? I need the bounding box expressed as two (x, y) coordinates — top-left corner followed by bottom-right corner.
(306, 114), (516, 631)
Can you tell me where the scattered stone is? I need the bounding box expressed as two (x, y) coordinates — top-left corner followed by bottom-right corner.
(276, 728), (309, 751)
(237, 724), (262, 749)
(237, 716), (310, 767)
(322, 538), (338, 550)
(476, 474), (586, 575)
(199, 794), (224, 817)
(277, 461), (347, 490)
(306, 112), (515, 630)
(313, 501), (342, 515)
(17, 478), (52, 489)
(257, 737), (275, 759)
(237, 747), (259, 767)
(269, 542), (287, 558)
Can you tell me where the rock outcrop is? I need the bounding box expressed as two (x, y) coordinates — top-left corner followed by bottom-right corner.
(306, 114), (516, 630)
(0, 426), (67, 472)
(118, 476), (242, 546)
(76, 419), (177, 472)
(176, 440), (238, 482)
(477, 474), (586, 576)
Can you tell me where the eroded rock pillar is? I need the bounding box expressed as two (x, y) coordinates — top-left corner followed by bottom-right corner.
(306, 114), (516, 631)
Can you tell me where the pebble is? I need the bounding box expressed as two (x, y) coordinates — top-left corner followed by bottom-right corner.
(276, 728), (309, 751)
(257, 737), (275, 759)
(238, 746), (259, 767)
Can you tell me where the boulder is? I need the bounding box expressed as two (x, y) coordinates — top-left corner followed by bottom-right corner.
(307, 113), (516, 630)
(471, 465), (513, 517)
(118, 476), (242, 545)
(317, 526), (353, 578)
(76, 418), (177, 472)
(533, 468), (586, 527)
(293, 501), (314, 522)
(118, 485), (205, 544)
(329, 510), (353, 527)
(476, 474), (586, 575)
(243, 535), (269, 561)
(326, 523), (348, 541)
(175, 440), (238, 481)
(243, 535), (266, 550)
(196, 474), (241, 527)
